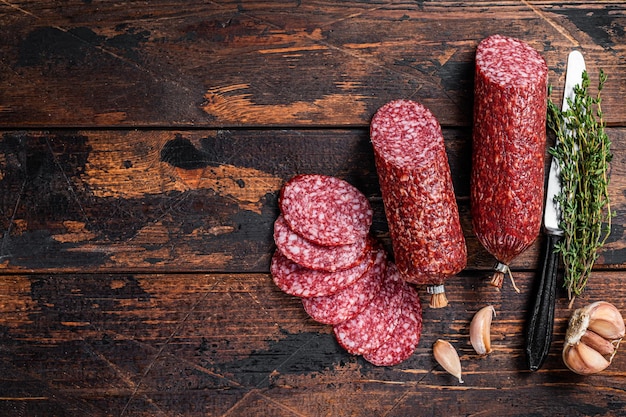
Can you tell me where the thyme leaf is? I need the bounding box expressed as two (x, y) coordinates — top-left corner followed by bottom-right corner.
(547, 70), (612, 307)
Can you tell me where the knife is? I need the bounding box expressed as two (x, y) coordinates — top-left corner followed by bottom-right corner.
(525, 50), (586, 371)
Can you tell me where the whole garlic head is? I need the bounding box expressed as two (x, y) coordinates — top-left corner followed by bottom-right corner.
(563, 301), (625, 375)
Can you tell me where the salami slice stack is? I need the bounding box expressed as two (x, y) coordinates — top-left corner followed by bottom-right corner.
(470, 35), (548, 290)
(363, 277), (423, 366)
(370, 99), (467, 308)
(270, 174), (423, 366)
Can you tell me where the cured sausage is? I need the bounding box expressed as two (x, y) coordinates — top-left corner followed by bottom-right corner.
(279, 174), (373, 246)
(470, 35), (548, 289)
(273, 215), (370, 272)
(270, 246), (376, 298)
(271, 173), (424, 365)
(363, 281), (422, 366)
(370, 99), (467, 308)
(301, 247), (386, 325)
(333, 262), (404, 355)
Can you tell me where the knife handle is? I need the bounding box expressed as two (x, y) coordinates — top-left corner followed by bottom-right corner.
(525, 233), (562, 371)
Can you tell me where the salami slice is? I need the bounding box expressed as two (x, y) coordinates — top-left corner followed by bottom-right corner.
(470, 35), (548, 289)
(273, 215), (369, 272)
(279, 174), (373, 246)
(363, 282), (422, 366)
(333, 262), (404, 355)
(271, 243), (377, 298)
(370, 99), (467, 307)
(301, 247), (386, 325)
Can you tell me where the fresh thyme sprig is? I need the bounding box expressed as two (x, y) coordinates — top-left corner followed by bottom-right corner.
(547, 69), (612, 307)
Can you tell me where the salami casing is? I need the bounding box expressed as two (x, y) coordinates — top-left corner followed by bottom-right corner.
(370, 99), (467, 308)
(471, 35), (548, 289)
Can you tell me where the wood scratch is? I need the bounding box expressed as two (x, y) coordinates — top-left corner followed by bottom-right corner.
(245, 284), (283, 330)
(90, 326), (244, 390)
(119, 276), (232, 416)
(0, 1), (39, 18)
(222, 389), (310, 417)
(252, 332), (320, 390)
(0, 397), (49, 401)
(317, 5), (388, 29)
(82, 342), (141, 393)
(125, 190), (191, 245)
(0, 176), (26, 261)
(220, 390), (257, 417)
(207, 1), (457, 114)
(1, 0), (194, 97)
(521, 0), (580, 46)
(258, 392), (311, 417)
(45, 137), (92, 228)
(382, 389), (412, 417)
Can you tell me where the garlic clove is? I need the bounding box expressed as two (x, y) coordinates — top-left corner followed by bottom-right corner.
(470, 305), (496, 355)
(581, 329), (616, 357)
(562, 344), (583, 374)
(587, 301), (626, 341)
(563, 342), (611, 375)
(433, 339), (464, 383)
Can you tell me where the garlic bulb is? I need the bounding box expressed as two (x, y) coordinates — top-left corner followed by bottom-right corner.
(563, 301), (625, 375)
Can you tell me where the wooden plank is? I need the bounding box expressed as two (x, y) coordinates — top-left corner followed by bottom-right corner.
(1, 1), (624, 128)
(1, 271), (625, 416)
(1, 128), (625, 273)
(0, 129), (373, 273)
(2, 2), (625, 416)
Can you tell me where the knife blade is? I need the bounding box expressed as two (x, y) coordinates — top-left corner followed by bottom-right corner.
(526, 50), (586, 371)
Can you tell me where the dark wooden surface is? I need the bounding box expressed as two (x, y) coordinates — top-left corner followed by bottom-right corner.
(1, 1), (626, 416)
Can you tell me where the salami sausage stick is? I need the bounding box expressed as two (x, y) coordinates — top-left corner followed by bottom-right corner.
(470, 35), (548, 290)
(370, 100), (467, 308)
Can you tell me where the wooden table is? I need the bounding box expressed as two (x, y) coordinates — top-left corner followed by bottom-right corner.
(1, 1), (625, 415)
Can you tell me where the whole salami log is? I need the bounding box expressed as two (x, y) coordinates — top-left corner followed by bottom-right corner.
(470, 35), (548, 290)
(370, 99), (467, 308)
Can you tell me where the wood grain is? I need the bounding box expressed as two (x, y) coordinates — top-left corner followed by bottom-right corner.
(2, 1), (626, 416)
(2, 271), (626, 416)
(1, 1), (625, 127)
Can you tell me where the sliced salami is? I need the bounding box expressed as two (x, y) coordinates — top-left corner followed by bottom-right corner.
(332, 262), (404, 355)
(273, 215), (369, 272)
(370, 99), (467, 307)
(279, 174), (373, 246)
(271, 243), (377, 298)
(471, 35), (548, 288)
(301, 247), (387, 325)
(363, 282), (422, 366)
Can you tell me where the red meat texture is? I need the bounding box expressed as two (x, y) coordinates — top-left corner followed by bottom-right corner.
(370, 99), (467, 285)
(470, 34), (548, 264)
